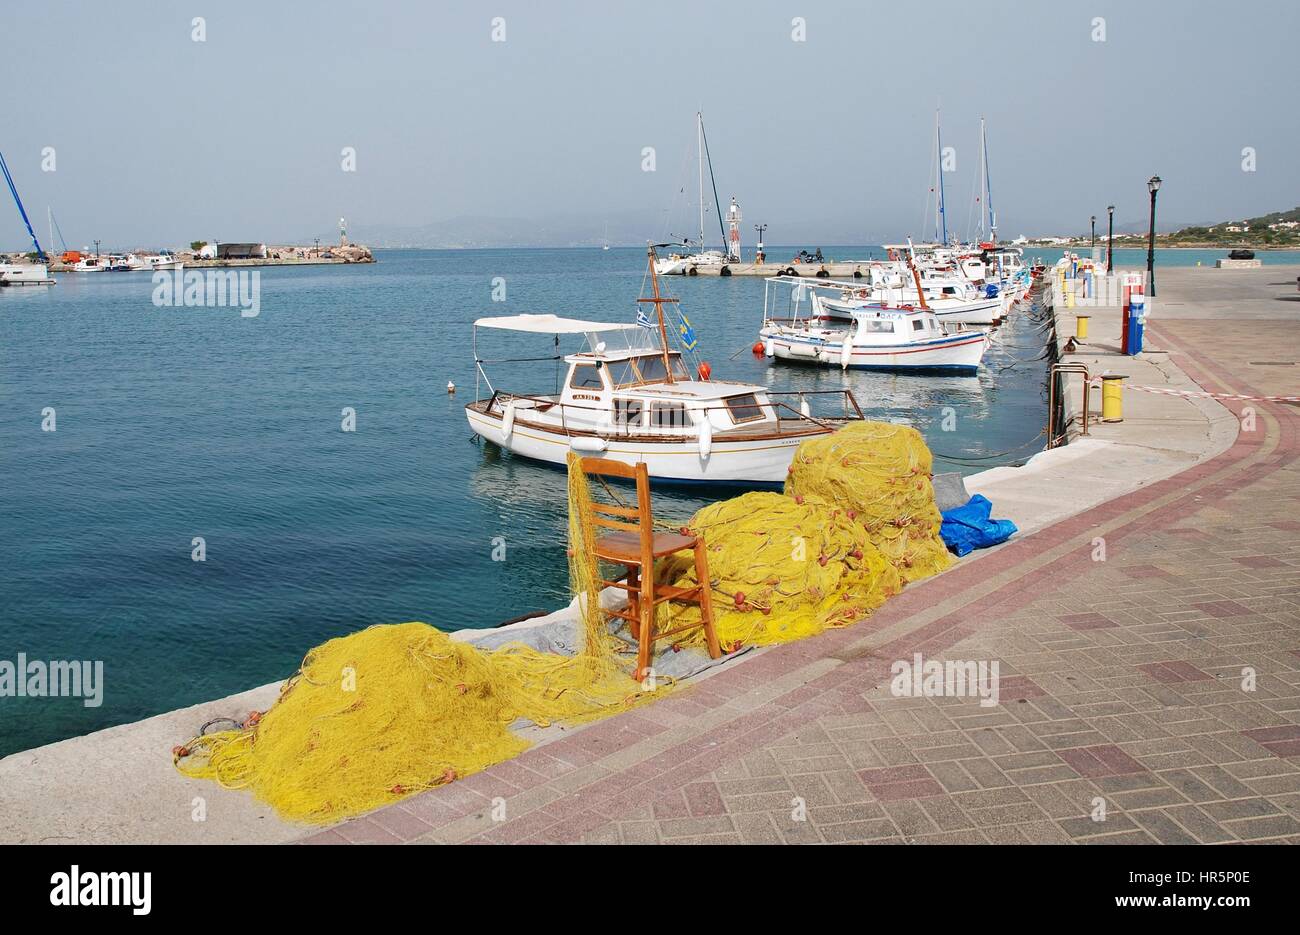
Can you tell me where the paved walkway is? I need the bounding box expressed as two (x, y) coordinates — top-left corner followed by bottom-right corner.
(302, 274), (1299, 846)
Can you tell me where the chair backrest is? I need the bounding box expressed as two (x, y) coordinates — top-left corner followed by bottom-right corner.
(578, 457), (654, 553)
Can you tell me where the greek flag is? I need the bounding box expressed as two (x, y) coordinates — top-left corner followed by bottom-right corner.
(676, 309), (698, 351)
(635, 307), (655, 329)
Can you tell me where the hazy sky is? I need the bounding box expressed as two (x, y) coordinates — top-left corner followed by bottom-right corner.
(4, 0), (1297, 249)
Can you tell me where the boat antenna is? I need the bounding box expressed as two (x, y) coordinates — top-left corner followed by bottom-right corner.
(698, 114), (728, 253)
(640, 244), (677, 384)
(935, 110), (949, 247)
(0, 150), (47, 262)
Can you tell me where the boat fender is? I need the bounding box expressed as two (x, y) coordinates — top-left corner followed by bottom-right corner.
(569, 436), (608, 453)
(839, 337), (853, 370)
(799, 396), (811, 418)
(696, 361), (712, 381)
(763, 337), (775, 358)
(698, 415), (712, 460)
(501, 401), (517, 439)
(720, 266), (731, 277)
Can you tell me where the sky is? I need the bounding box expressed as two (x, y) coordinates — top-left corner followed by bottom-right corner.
(3, 0), (1297, 250)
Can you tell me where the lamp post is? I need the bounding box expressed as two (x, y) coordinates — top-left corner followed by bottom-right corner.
(1090, 215), (1096, 252)
(1106, 205), (1114, 274)
(754, 223), (767, 264)
(93, 239), (100, 259)
(1146, 175), (1161, 296)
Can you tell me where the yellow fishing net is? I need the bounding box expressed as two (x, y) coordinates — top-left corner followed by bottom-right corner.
(175, 429), (953, 823)
(657, 491), (901, 646)
(173, 454), (645, 824)
(785, 421), (954, 583)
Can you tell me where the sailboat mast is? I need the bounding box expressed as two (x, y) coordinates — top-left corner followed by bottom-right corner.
(641, 246), (676, 384)
(0, 150), (47, 261)
(983, 119), (996, 244)
(696, 112), (705, 251)
(936, 115), (948, 246)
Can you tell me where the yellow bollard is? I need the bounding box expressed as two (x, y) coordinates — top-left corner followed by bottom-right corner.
(1065, 288), (1075, 309)
(1076, 315), (1090, 340)
(1101, 374), (1126, 422)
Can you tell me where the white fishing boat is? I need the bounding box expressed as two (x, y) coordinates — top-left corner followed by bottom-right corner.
(0, 150), (56, 285)
(0, 261), (55, 286)
(144, 253), (184, 271)
(467, 248), (863, 483)
(70, 255), (109, 272)
(760, 290), (988, 374)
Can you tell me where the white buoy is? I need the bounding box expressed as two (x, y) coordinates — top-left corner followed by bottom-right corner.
(764, 337), (775, 358)
(447, 381), (456, 394)
(799, 396), (811, 418)
(839, 337), (853, 370)
(698, 414), (712, 460)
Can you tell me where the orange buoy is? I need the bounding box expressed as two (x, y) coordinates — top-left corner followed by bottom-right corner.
(696, 361), (712, 380)
(751, 341), (764, 355)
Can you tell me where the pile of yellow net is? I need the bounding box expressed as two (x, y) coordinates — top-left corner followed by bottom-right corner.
(657, 491), (901, 646)
(175, 424), (952, 823)
(785, 421), (954, 583)
(173, 454), (645, 824)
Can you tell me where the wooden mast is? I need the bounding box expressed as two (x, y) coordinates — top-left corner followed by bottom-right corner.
(637, 245), (676, 384)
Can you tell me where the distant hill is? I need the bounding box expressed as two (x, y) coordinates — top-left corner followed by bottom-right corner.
(1167, 206), (1300, 246)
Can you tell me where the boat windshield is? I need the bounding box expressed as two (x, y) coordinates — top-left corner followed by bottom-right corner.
(587, 327), (659, 354)
(617, 353), (690, 386)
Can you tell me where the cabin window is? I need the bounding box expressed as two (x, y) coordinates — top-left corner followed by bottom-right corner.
(569, 364), (606, 390)
(650, 402), (687, 431)
(614, 398), (643, 429)
(912, 319), (925, 331)
(726, 394), (763, 424)
(861, 320), (895, 334)
(670, 356), (691, 380)
(635, 355), (668, 383)
(608, 360), (638, 387)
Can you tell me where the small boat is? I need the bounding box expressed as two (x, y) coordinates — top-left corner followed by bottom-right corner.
(0, 149), (56, 285)
(466, 246), (863, 483)
(144, 253), (183, 271)
(761, 302), (987, 374)
(0, 262), (55, 286)
(760, 276), (989, 373)
(70, 256), (108, 272)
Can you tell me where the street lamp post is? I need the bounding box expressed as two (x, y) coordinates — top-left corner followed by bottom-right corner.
(93, 239), (100, 259)
(1106, 205), (1114, 274)
(1146, 175), (1161, 296)
(753, 223), (767, 264)
(1090, 215), (1096, 252)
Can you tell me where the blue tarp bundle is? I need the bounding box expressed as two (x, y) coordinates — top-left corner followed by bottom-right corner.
(940, 494), (1018, 557)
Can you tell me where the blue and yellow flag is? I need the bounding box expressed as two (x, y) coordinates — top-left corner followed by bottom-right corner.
(676, 309), (698, 351)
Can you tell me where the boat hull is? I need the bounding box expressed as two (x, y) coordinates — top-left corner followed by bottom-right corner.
(466, 405), (816, 483)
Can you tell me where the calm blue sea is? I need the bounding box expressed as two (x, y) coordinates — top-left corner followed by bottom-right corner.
(2, 244), (1290, 755)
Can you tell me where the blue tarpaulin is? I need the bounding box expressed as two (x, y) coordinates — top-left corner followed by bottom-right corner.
(940, 494), (1018, 557)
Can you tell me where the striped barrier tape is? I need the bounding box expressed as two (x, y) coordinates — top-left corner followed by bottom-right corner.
(1124, 384), (1300, 404)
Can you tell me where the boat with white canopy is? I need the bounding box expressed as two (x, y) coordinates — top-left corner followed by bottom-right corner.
(466, 247), (863, 483)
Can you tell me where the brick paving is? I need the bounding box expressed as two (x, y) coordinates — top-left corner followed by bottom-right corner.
(302, 318), (1299, 845)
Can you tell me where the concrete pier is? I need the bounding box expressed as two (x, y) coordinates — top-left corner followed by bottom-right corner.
(3, 266), (1296, 844)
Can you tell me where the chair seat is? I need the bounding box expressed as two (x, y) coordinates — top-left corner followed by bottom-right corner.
(593, 530), (696, 565)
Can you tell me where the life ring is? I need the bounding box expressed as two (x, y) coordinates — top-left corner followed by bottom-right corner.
(696, 361), (712, 381)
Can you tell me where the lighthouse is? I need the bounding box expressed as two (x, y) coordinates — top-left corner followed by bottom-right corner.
(726, 196), (742, 262)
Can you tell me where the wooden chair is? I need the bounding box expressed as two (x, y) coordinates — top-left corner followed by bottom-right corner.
(576, 457), (721, 681)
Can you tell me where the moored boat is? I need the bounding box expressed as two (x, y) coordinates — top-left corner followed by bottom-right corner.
(466, 247), (863, 483)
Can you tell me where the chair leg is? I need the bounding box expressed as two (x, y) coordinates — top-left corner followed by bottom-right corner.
(693, 540), (722, 660)
(635, 573), (655, 682)
(625, 564), (641, 640)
